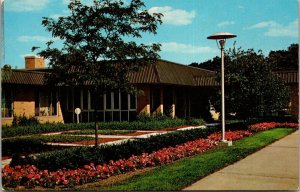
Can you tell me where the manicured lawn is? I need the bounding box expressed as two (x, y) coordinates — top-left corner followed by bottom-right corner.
(77, 128), (295, 191)
(61, 129), (136, 135)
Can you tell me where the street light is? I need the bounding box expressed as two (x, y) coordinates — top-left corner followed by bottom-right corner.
(207, 32), (236, 142)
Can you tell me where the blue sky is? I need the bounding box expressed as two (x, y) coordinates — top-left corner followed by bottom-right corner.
(4, 0), (298, 69)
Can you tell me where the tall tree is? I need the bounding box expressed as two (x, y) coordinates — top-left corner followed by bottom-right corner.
(192, 43), (299, 71)
(211, 48), (290, 119)
(267, 44), (298, 71)
(36, 0), (162, 146)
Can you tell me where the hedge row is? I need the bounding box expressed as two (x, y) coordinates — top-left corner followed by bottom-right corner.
(11, 127), (217, 171)
(61, 129), (135, 135)
(2, 118), (205, 138)
(2, 135), (94, 156)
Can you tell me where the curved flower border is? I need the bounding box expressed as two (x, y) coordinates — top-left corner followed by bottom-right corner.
(3, 122), (298, 189)
(2, 130), (254, 189)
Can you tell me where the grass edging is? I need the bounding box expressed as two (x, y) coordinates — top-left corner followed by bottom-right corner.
(78, 128), (295, 191)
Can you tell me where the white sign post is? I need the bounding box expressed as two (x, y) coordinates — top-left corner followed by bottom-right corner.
(75, 108), (81, 124)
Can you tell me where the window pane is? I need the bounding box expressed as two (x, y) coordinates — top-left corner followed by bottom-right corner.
(82, 89), (88, 110)
(113, 91), (120, 109)
(121, 92), (128, 110)
(130, 94), (136, 109)
(91, 91), (104, 110)
(121, 111), (128, 121)
(40, 91), (50, 116)
(67, 88), (73, 111)
(74, 88), (81, 109)
(105, 111), (112, 122)
(113, 111), (120, 121)
(1, 88), (12, 117)
(106, 92), (111, 109)
(51, 91), (57, 115)
(37, 90), (57, 116)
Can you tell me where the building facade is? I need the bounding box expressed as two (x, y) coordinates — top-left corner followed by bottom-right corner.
(1, 56), (298, 126)
(1, 57), (218, 126)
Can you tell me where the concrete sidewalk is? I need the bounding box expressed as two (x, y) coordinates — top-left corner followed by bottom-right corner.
(184, 130), (299, 190)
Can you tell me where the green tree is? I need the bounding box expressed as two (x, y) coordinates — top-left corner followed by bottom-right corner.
(267, 43), (298, 70)
(190, 56), (221, 71)
(211, 48), (290, 119)
(35, 0), (162, 146)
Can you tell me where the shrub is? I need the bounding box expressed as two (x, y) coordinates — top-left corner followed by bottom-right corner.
(12, 114), (39, 127)
(61, 130), (135, 135)
(2, 118), (206, 138)
(13, 127), (217, 171)
(2, 123), (95, 138)
(2, 136), (76, 158)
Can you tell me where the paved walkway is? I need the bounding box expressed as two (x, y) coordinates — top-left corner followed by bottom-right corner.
(184, 130), (299, 190)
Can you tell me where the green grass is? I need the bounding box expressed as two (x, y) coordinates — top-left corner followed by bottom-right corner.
(78, 128), (295, 191)
(61, 129), (136, 135)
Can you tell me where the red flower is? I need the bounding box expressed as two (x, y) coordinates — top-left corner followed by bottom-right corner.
(84, 165), (90, 170)
(63, 180), (69, 185)
(26, 174), (34, 180)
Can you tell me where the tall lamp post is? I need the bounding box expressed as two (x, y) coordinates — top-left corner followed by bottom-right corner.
(207, 32), (236, 142)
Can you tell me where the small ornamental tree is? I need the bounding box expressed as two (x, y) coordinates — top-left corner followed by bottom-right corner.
(35, 0), (162, 146)
(211, 48), (290, 119)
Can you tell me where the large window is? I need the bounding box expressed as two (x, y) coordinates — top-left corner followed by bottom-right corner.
(35, 90), (57, 116)
(67, 88), (137, 122)
(1, 88), (13, 118)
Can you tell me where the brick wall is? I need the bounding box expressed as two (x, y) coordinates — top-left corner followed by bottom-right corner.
(25, 56), (45, 69)
(13, 86), (36, 117)
(1, 86), (64, 126)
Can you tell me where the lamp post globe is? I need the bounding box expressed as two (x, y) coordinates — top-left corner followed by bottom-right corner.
(207, 32), (236, 142)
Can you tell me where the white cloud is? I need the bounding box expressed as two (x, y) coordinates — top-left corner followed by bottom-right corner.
(265, 20), (298, 37)
(49, 10), (70, 19)
(148, 6), (196, 26)
(247, 20), (298, 37)
(247, 21), (277, 29)
(18, 35), (58, 43)
(217, 21), (235, 28)
(161, 42), (217, 54)
(6, 0), (49, 12)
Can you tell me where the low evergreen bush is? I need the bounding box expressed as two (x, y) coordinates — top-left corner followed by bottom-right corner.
(2, 118), (205, 138)
(3, 135), (96, 157)
(2, 137), (71, 158)
(12, 114), (40, 127)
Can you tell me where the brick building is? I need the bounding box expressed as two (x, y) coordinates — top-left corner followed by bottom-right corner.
(1, 56), (298, 126)
(1, 56), (218, 126)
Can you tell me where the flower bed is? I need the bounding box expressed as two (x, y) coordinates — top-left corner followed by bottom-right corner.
(248, 122), (298, 132)
(2, 130), (253, 189)
(208, 130), (253, 141)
